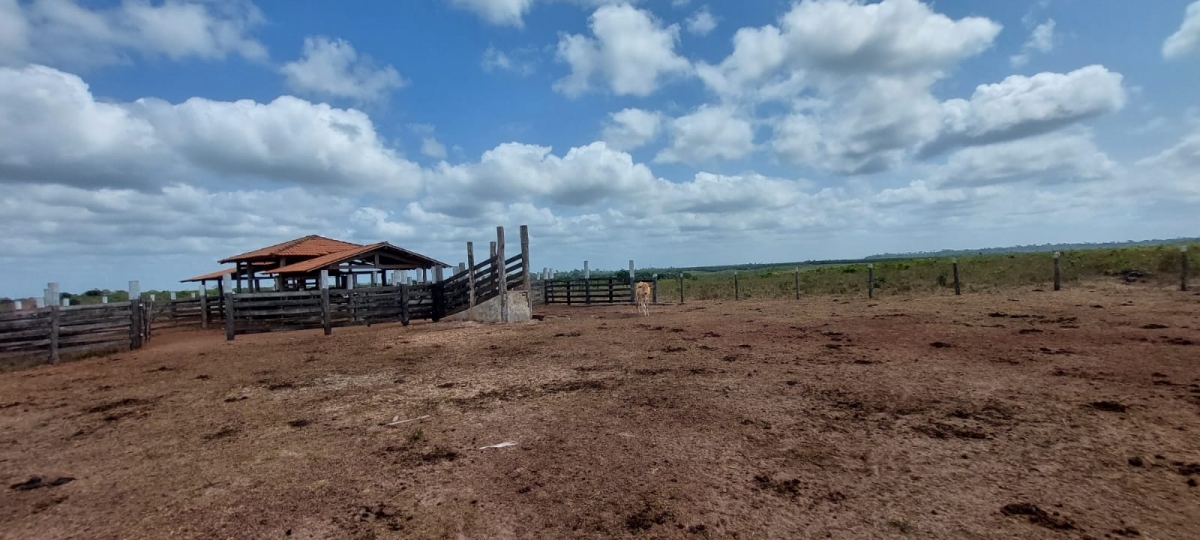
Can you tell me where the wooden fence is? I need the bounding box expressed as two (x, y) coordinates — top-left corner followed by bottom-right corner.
(0, 301), (150, 365)
(541, 277), (635, 305)
(224, 284), (435, 336)
(222, 225), (531, 339)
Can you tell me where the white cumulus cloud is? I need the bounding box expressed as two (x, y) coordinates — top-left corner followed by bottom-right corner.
(281, 36), (406, 103)
(0, 0), (267, 68)
(1164, 1), (1200, 59)
(656, 105), (756, 165)
(554, 4), (690, 97)
(0, 64), (421, 195)
(601, 108), (664, 151)
(685, 7), (717, 36)
(1010, 19), (1055, 67)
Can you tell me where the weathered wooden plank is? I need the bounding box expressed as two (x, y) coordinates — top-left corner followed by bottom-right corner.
(0, 339), (49, 353)
(60, 331), (129, 346)
(0, 326), (51, 341)
(231, 290), (321, 300)
(59, 320), (131, 334)
(60, 301), (132, 312)
(0, 310), (51, 323)
(234, 307), (325, 318)
(0, 317), (50, 332)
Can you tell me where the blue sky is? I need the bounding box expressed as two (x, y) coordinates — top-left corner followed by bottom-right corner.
(1, 0), (1198, 298)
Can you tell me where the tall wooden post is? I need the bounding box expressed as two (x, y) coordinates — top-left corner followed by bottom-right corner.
(399, 283), (411, 326)
(520, 225), (531, 311)
(795, 267), (800, 300)
(679, 273), (684, 304)
(199, 284), (209, 329)
(222, 275), (234, 341)
(320, 270), (331, 336)
(129, 280), (140, 301)
(867, 264), (875, 299)
(48, 305), (60, 364)
(652, 274), (658, 304)
(1182, 246), (1189, 292)
(734, 271), (739, 301)
(467, 242), (477, 308)
(1053, 252), (1062, 291)
(434, 266), (444, 283)
(490, 241), (497, 259)
(952, 258), (961, 295)
(496, 226), (508, 322)
(129, 299), (142, 350)
(347, 274), (357, 324)
(583, 261), (590, 306)
(628, 260), (636, 304)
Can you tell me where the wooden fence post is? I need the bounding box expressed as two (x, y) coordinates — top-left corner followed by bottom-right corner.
(320, 270), (331, 336)
(652, 274), (658, 304)
(628, 260), (635, 304)
(399, 283), (411, 326)
(497, 226), (508, 322)
(795, 267), (800, 300)
(199, 284), (208, 329)
(583, 261), (590, 306)
(679, 273), (684, 304)
(520, 225), (531, 311)
(1182, 246), (1189, 292)
(346, 275), (357, 323)
(952, 258), (961, 295)
(1053, 252), (1062, 291)
(143, 300), (151, 342)
(734, 271), (739, 301)
(130, 299), (143, 350)
(467, 242), (476, 309)
(49, 305), (60, 364)
(867, 264), (875, 299)
(223, 275), (234, 341)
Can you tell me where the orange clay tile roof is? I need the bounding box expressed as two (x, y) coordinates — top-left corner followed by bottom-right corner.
(218, 235), (363, 264)
(266, 243), (449, 275)
(180, 268), (236, 282)
(180, 262), (277, 282)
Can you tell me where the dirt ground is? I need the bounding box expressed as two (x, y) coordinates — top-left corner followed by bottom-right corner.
(2, 281), (1199, 539)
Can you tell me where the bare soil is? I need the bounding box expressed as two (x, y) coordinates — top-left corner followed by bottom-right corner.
(3, 282), (1200, 539)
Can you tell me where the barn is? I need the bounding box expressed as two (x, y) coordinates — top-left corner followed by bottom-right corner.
(181, 235), (450, 294)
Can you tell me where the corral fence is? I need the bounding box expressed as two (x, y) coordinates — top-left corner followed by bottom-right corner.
(221, 225), (530, 339)
(531, 246), (1193, 305)
(532, 259), (664, 306)
(0, 300), (151, 366)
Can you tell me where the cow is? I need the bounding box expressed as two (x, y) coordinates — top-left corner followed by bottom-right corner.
(635, 281), (652, 316)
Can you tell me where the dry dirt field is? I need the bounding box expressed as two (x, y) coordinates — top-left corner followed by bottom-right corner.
(2, 282), (1200, 539)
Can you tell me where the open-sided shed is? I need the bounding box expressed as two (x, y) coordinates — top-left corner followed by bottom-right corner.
(181, 235), (449, 292)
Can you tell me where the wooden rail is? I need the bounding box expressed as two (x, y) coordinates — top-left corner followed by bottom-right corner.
(0, 300), (148, 365)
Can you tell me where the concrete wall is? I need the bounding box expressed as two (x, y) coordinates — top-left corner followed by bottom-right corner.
(446, 291), (531, 323)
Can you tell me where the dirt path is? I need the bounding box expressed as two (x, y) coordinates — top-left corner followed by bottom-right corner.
(2, 282), (1199, 539)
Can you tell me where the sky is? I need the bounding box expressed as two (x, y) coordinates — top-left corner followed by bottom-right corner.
(1, 0), (1199, 297)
